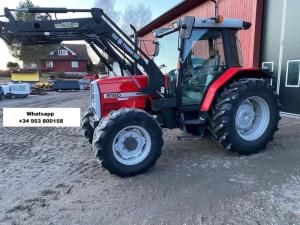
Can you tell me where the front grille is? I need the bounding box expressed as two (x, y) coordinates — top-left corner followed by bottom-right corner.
(90, 81), (101, 118)
(90, 83), (95, 109)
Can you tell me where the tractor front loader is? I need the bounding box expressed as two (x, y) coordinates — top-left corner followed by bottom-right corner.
(0, 7), (280, 177)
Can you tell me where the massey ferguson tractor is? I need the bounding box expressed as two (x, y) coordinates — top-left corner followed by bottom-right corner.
(0, 7), (280, 177)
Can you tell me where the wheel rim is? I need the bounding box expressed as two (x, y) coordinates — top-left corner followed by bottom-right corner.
(112, 126), (151, 165)
(235, 96), (270, 141)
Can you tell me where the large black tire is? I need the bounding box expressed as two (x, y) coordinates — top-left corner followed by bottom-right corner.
(209, 78), (281, 155)
(81, 108), (94, 144)
(92, 108), (163, 177)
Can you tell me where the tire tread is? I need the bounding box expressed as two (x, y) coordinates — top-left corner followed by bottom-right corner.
(93, 108), (163, 177)
(209, 78), (280, 155)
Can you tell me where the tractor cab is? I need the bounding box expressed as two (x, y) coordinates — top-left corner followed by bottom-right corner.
(153, 17), (248, 109)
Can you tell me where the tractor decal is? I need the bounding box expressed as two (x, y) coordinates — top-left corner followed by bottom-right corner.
(104, 92), (147, 99)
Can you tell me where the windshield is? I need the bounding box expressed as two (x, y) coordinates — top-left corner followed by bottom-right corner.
(183, 29), (226, 68)
(181, 29), (227, 105)
(154, 32), (179, 75)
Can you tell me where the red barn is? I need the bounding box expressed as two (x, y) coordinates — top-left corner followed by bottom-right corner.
(40, 44), (90, 75)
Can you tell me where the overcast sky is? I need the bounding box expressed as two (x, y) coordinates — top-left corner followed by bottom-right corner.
(0, 0), (181, 69)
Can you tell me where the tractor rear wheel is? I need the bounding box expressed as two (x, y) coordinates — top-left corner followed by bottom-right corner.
(81, 108), (94, 144)
(209, 78), (280, 155)
(92, 108), (163, 177)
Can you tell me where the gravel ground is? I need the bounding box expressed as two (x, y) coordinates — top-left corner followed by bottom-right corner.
(1, 91), (300, 225)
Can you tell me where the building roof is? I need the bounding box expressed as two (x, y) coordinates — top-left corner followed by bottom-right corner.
(64, 44), (89, 60)
(49, 44), (90, 61)
(138, 0), (207, 36)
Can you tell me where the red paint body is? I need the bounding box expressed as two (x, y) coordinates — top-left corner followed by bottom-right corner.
(201, 67), (260, 111)
(97, 75), (155, 117)
(97, 67), (262, 117)
(84, 74), (99, 81)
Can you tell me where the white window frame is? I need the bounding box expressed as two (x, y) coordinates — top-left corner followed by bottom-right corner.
(57, 49), (68, 56)
(262, 61), (274, 86)
(71, 61), (79, 68)
(46, 61), (53, 68)
(285, 60), (300, 88)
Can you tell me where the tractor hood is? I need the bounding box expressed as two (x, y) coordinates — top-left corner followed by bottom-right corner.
(97, 75), (149, 93)
(92, 75), (152, 117)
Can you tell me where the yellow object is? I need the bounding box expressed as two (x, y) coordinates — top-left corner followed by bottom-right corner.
(36, 82), (53, 89)
(11, 72), (40, 82)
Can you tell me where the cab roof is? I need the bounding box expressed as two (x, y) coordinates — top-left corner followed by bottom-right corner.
(193, 17), (251, 30)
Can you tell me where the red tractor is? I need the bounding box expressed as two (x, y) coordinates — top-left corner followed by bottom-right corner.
(0, 7), (280, 177)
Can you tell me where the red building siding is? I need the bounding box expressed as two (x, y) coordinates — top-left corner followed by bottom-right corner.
(140, 0), (263, 68)
(41, 60), (87, 73)
(45, 60), (87, 73)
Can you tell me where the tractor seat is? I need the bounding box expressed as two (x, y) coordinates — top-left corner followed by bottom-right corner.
(192, 53), (221, 86)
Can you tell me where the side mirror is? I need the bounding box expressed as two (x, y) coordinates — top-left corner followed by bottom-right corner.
(179, 16), (195, 39)
(153, 41), (160, 57)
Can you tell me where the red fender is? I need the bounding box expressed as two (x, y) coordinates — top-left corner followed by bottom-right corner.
(201, 67), (262, 112)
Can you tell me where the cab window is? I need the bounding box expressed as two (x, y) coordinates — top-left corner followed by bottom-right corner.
(154, 31), (179, 97)
(182, 29), (226, 105)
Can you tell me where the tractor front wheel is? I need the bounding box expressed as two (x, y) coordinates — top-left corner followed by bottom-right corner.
(92, 108), (163, 177)
(209, 78), (280, 155)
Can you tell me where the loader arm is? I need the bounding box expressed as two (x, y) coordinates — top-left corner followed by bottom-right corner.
(0, 7), (164, 96)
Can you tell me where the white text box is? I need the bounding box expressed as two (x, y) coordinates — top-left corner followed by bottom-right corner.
(3, 108), (81, 127)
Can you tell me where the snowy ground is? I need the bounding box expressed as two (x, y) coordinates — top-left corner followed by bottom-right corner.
(1, 91), (300, 225)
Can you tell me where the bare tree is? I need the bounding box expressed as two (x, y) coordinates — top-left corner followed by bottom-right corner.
(94, 0), (120, 24)
(122, 3), (152, 35)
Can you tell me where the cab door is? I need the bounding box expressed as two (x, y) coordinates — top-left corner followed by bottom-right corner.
(153, 31), (180, 99)
(181, 29), (226, 106)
